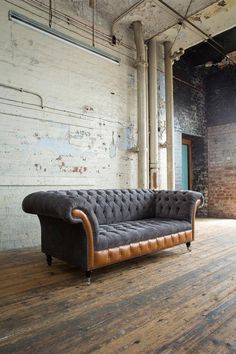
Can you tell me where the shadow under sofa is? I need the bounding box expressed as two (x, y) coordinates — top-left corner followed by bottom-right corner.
(22, 189), (203, 284)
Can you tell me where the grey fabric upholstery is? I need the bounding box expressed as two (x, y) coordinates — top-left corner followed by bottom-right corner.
(22, 188), (203, 269)
(22, 190), (100, 235)
(22, 189), (157, 236)
(96, 218), (192, 250)
(23, 189), (202, 227)
(39, 215), (88, 269)
(155, 190), (203, 223)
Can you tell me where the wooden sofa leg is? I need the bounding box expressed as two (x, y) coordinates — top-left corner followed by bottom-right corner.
(46, 254), (52, 266)
(85, 271), (92, 285)
(186, 242), (191, 252)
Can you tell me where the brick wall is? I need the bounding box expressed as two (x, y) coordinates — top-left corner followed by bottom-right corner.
(173, 61), (236, 218)
(206, 67), (236, 218)
(192, 137), (208, 216)
(173, 60), (208, 215)
(174, 61), (206, 136)
(208, 124), (236, 218)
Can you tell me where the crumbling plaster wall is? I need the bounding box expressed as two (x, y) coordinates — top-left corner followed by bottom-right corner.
(0, 1), (138, 249)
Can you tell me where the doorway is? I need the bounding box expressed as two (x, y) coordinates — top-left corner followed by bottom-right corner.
(182, 138), (192, 190)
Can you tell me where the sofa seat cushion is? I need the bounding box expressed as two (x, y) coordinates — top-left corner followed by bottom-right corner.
(95, 218), (192, 251)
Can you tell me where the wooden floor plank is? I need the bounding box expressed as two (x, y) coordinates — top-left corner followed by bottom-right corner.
(0, 218), (236, 354)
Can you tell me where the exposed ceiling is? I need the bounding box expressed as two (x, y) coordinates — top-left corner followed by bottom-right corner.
(154, 0), (236, 53)
(111, 0), (218, 41)
(183, 26), (236, 66)
(70, 0), (236, 57)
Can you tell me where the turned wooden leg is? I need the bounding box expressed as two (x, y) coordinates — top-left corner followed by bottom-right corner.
(46, 255), (52, 266)
(186, 242), (191, 252)
(85, 270), (92, 285)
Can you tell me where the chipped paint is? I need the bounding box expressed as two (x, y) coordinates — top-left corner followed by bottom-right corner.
(112, 0), (218, 41)
(109, 132), (117, 158)
(71, 166), (87, 174)
(191, 15), (202, 22)
(218, 0), (226, 7)
(155, 0), (236, 54)
(0, 0), (138, 249)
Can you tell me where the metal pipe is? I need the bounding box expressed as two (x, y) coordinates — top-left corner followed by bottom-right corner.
(49, 0), (52, 28)
(148, 38), (158, 188)
(133, 21), (148, 188)
(90, 0), (96, 47)
(164, 41), (175, 189)
(0, 82), (44, 108)
(154, 0), (235, 65)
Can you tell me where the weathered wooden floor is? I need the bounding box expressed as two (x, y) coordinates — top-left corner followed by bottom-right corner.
(0, 218), (236, 354)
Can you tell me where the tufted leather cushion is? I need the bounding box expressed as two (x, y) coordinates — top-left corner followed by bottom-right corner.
(95, 218), (192, 250)
(94, 230), (193, 268)
(155, 190), (203, 223)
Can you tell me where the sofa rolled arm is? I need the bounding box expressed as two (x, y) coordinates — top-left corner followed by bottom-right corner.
(72, 209), (95, 270)
(191, 198), (202, 240)
(155, 190), (203, 223)
(22, 191), (99, 236)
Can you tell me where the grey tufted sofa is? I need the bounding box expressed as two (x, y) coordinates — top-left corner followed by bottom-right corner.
(22, 189), (203, 283)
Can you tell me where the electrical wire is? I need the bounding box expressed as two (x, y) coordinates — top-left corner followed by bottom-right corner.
(5, 0), (136, 61)
(49, 0), (52, 28)
(0, 97), (128, 127)
(17, 0), (136, 52)
(154, 0), (236, 65)
(23, 0), (110, 38)
(6, 0), (235, 65)
(170, 0), (193, 51)
(92, 0), (95, 47)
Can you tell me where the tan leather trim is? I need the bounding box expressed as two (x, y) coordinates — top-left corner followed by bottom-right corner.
(72, 198), (201, 270)
(93, 230), (193, 269)
(71, 209), (94, 270)
(192, 199), (201, 241)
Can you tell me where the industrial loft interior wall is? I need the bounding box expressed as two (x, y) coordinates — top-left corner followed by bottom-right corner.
(173, 58), (236, 219)
(206, 65), (236, 218)
(1, 0), (235, 250)
(173, 59), (208, 216)
(0, 0), (140, 249)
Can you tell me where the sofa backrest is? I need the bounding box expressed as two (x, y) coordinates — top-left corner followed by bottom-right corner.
(22, 188), (202, 231)
(73, 189), (156, 225)
(155, 190), (203, 223)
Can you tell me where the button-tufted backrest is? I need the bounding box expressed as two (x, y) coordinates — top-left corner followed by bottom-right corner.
(155, 190), (202, 223)
(23, 189), (202, 232)
(71, 189), (156, 225)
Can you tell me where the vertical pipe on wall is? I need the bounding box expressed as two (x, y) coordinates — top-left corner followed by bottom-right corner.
(132, 21), (148, 188)
(148, 38), (158, 188)
(164, 41), (175, 189)
(145, 45), (149, 188)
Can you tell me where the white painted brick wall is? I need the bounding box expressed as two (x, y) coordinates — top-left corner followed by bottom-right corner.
(0, 1), (138, 249)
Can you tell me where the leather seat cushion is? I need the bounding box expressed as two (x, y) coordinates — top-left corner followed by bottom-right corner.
(95, 218), (192, 250)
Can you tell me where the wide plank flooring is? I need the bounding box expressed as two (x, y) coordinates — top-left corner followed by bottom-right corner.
(0, 218), (236, 354)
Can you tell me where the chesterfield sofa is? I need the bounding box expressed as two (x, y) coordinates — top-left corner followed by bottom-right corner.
(22, 189), (202, 284)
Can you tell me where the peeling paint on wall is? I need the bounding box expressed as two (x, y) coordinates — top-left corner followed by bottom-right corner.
(0, 1), (138, 249)
(109, 132), (116, 158)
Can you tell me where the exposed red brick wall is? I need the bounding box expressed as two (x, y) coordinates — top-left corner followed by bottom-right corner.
(208, 124), (236, 218)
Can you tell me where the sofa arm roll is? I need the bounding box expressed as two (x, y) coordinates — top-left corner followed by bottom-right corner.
(22, 191), (99, 235)
(155, 190), (203, 223)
